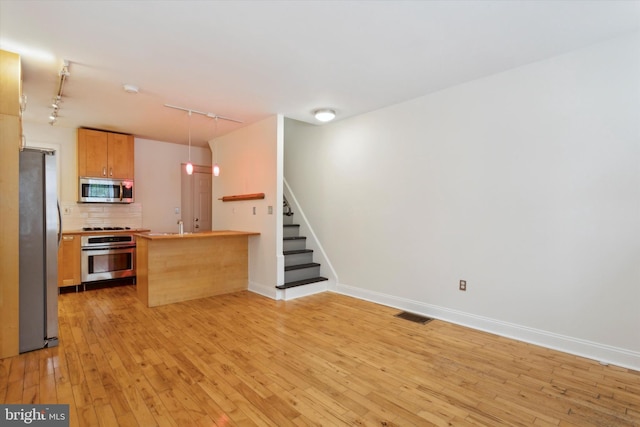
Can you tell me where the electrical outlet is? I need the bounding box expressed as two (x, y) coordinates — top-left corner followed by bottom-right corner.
(63, 207), (71, 215)
(268, 205), (273, 215)
(459, 280), (467, 291)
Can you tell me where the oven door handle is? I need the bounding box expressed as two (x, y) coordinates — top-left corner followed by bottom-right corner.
(120, 182), (124, 202)
(82, 245), (136, 251)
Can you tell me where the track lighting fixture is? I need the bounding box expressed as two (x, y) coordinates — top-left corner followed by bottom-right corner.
(164, 104), (242, 123)
(164, 104), (242, 176)
(48, 60), (70, 125)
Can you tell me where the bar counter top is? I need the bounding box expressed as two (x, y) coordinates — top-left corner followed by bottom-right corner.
(135, 230), (259, 240)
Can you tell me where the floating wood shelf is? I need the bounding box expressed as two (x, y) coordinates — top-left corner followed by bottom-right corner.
(219, 193), (265, 202)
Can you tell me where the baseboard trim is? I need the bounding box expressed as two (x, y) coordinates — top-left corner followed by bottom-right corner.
(248, 281), (277, 300)
(333, 282), (640, 371)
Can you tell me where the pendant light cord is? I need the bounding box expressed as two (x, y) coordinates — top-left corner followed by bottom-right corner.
(188, 110), (192, 161)
(213, 116), (218, 157)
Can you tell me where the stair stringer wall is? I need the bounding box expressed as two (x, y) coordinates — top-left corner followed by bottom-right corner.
(283, 178), (338, 293)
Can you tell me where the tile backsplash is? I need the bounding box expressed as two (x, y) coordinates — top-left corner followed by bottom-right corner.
(61, 202), (143, 231)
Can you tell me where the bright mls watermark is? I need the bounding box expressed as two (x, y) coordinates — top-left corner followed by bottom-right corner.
(1, 405), (69, 426)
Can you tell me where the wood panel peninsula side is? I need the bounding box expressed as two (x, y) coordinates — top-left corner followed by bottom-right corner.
(135, 230), (259, 307)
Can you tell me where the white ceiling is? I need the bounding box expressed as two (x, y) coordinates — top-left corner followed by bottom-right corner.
(1, 1), (639, 147)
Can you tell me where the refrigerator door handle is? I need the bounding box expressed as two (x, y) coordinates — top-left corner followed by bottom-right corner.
(57, 200), (62, 247)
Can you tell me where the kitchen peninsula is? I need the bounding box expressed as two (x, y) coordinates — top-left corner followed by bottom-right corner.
(135, 230), (259, 307)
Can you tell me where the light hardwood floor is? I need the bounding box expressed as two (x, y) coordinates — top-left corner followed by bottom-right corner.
(1, 285), (639, 426)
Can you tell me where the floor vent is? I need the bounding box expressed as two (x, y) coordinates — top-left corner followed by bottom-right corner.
(395, 311), (433, 324)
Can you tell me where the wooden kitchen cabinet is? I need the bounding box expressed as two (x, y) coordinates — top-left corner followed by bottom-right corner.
(0, 49), (22, 359)
(0, 50), (22, 117)
(58, 234), (81, 287)
(77, 128), (134, 180)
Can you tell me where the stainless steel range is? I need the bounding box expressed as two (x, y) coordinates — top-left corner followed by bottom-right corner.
(82, 226), (132, 231)
(81, 234), (136, 283)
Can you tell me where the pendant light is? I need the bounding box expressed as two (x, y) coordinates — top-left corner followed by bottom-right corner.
(163, 103), (242, 177)
(212, 116), (220, 176)
(186, 110), (194, 175)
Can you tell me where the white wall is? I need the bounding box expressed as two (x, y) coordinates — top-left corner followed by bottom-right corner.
(135, 138), (210, 232)
(284, 33), (640, 369)
(21, 122), (211, 232)
(210, 115), (282, 298)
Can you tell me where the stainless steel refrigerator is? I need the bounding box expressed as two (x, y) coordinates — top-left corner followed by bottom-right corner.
(19, 148), (60, 353)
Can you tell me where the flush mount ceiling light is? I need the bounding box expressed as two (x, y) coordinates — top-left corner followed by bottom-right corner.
(314, 108), (336, 122)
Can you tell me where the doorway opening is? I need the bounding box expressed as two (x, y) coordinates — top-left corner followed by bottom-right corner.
(181, 164), (212, 233)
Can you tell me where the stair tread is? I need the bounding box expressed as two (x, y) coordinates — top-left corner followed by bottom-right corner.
(283, 249), (313, 255)
(283, 236), (306, 241)
(285, 262), (320, 271)
(276, 276), (329, 289)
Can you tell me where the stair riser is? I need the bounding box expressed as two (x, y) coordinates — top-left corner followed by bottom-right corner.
(281, 280), (328, 300)
(283, 214), (294, 225)
(284, 252), (313, 267)
(283, 239), (306, 251)
(283, 226), (300, 238)
(285, 265), (321, 283)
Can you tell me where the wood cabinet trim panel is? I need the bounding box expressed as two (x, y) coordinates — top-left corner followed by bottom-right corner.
(57, 234), (81, 287)
(0, 50), (21, 359)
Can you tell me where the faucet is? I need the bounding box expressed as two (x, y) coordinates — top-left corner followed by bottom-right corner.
(177, 219), (184, 235)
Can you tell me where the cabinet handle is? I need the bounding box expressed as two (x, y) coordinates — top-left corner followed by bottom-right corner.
(110, 167), (113, 177)
(102, 167), (107, 176)
(62, 236), (74, 241)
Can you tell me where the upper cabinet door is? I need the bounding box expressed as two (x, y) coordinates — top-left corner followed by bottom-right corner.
(77, 128), (134, 180)
(78, 128), (108, 178)
(108, 133), (134, 180)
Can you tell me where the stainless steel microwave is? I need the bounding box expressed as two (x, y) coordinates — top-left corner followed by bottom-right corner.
(78, 177), (134, 203)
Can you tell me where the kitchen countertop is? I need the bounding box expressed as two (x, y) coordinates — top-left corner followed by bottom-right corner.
(136, 230), (259, 240)
(63, 229), (150, 236)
